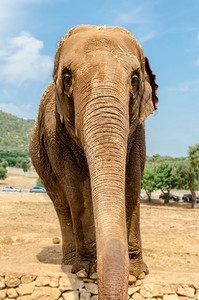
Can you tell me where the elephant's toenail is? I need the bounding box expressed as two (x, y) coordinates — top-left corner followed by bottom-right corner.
(76, 270), (88, 278)
(90, 272), (98, 280)
(138, 272), (145, 279)
(129, 274), (136, 283)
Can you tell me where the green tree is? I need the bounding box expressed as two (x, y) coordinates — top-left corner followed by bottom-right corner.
(1, 160), (8, 169)
(0, 167), (7, 180)
(21, 160), (30, 173)
(155, 163), (176, 204)
(37, 177), (44, 187)
(141, 167), (157, 202)
(189, 144), (199, 169)
(174, 162), (198, 208)
(186, 144), (199, 208)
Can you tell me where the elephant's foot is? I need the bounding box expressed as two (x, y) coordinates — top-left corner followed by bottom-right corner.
(71, 257), (97, 278)
(62, 249), (76, 265)
(129, 256), (149, 280)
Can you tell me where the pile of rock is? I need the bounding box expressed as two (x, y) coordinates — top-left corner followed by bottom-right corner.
(0, 272), (199, 300)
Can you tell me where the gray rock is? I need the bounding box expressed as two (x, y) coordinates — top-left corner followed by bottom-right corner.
(80, 290), (91, 300)
(59, 275), (84, 292)
(62, 291), (79, 300)
(177, 286), (195, 298)
(5, 275), (20, 288)
(163, 295), (179, 300)
(163, 285), (177, 295)
(0, 277), (5, 290)
(128, 286), (140, 296)
(90, 273), (97, 280)
(16, 282), (35, 296)
(76, 271), (88, 278)
(31, 287), (61, 300)
(52, 237), (61, 244)
(85, 283), (98, 295)
(129, 275), (137, 284)
(49, 277), (60, 288)
(131, 292), (144, 300)
(6, 288), (18, 298)
(91, 296), (98, 300)
(0, 289), (7, 300)
(140, 283), (163, 298)
(17, 296), (31, 300)
(21, 275), (37, 284)
(35, 276), (51, 287)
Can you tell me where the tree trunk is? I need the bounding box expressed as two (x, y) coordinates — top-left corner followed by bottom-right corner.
(146, 190), (151, 202)
(163, 190), (170, 205)
(190, 185), (196, 209)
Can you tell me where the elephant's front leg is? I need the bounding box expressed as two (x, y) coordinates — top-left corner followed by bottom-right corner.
(65, 176), (97, 277)
(126, 124), (149, 279)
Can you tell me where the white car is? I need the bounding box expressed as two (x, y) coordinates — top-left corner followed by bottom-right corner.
(2, 186), (21, 192)
(140, 193), (146, 199)
(29, 186), (46, 193)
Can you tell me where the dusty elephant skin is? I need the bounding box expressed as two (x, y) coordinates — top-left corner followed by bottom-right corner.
(29, 25), (158, 300)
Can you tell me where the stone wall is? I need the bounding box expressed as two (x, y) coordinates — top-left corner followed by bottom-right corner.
(0, 272), (198, 300)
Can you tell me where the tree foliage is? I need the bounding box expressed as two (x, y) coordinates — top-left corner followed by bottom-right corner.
(141, 167), (157, 202)
(145, 154), (186, 168)
(0, 167), (7, 180)
(0, 150), (30, 168)
(0, 160), (8, 169)
(154, 163), (176, 204)
(37, 177), (44, 187)
(188, 144), (199, 169)
(21, 159), (30, 173)
(186, 144), (199, 208)
(174, 162), (198, 190)
(0, 110), (34, 152)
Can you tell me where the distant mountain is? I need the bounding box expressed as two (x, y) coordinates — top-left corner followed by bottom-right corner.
(0, 110), (35, 151)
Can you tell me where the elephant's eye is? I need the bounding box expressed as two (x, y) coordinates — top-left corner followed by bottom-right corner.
(64, 74), (72, 86)
(131, 75), (139, 92)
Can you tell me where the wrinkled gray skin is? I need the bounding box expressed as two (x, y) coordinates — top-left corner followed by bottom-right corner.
(29, 25), (158, 300)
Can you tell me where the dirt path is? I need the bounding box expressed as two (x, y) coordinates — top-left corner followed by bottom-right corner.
(0, 169), (199, 283)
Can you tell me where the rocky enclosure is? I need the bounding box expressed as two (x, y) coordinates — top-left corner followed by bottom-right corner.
(0, 272), (199, 300)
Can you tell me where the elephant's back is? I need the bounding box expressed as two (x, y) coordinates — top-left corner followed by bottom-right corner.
(29, 82), (57, 162)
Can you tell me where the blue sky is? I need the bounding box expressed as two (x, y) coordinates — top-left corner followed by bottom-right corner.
(0, 0), (198, 157)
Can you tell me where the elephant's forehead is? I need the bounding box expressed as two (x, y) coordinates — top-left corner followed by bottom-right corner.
(61, 32), (141, 71)
(63, 29), (140, 56)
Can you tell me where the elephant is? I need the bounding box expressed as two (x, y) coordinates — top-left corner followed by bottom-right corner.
(29, 25), (158, 300)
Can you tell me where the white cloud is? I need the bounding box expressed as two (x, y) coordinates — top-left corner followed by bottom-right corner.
(195, 59), (199, 66)
(0, 103), (31, 118)
(168, 80), (199, 93)
(138, 33), (155, 43)
(0, 32), (53, 86)
(113, 6), (145, 25)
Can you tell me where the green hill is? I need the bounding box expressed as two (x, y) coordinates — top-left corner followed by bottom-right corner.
(0, 110), (34, 152)
(0, 109), (187, 168)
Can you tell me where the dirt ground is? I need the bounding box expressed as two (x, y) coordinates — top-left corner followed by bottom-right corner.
(0, 169), (199, 283)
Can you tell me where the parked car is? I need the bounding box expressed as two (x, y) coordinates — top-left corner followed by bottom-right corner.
(159, 193), (181, 201)
(2, 186), (21, 192)
(182, 194), (199, 203)
(29, 186), (46, 193)
(182, 194), (192, 202)
(140, 193), (146, 199)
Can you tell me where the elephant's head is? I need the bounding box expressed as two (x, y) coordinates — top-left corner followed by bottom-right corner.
(53, 25), (158, 300)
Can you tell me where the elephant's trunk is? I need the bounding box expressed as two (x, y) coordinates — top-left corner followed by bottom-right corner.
(81, 91), (129, 299)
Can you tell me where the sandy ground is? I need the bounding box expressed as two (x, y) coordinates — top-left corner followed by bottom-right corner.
(0, 169), (199, 284)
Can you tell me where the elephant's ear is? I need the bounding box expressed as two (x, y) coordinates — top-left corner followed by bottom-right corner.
(139, 56), (158, 123)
